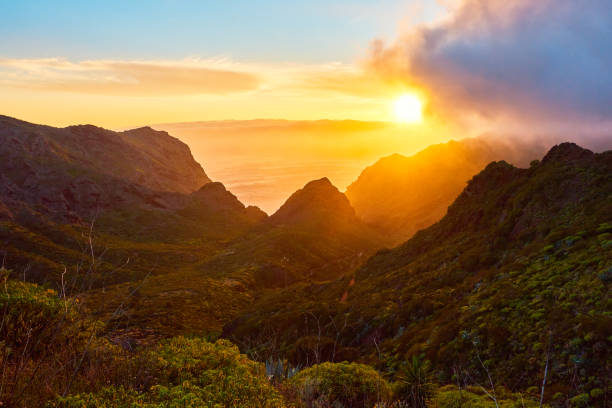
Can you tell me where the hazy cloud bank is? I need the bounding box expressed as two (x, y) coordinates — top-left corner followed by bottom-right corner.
(367, 0), (612, 133)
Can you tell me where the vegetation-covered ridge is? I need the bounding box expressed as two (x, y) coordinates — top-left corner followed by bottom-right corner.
(225, 143), (612, 407)
(1, 115), (609, 406)
(0, 115), (385, 342)
(345, 136), (546, 244)
(0, 270), (544, 407)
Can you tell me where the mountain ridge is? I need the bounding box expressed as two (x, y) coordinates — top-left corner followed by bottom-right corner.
(224, 143), (611, 404)
(0, 115), (210, 200)
(345, 137), (547, 243)
(270, 177), (357, 226)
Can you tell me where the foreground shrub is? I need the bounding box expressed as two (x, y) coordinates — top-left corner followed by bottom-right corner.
(0, 268), (85, 355)
(286, 361), (392, 407)
(0, 269), (111, 407)
(0, 270), (283, 407)
(54, 336), (285, 407)
(433, 385), (544, 407)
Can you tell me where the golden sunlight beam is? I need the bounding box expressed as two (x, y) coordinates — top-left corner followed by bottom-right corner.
(393, 93), (423, 124)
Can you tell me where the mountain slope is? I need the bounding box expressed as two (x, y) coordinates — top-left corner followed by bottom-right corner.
(0, 116), (389, 342)
(0, 116), (264, 289)
(0, 115), (209, 201)
(270, 178), (357, 226)
(224, 143), (611, 405)
(82, 179), (386, 341)
(199, 178), (387, 289)
(345, 137), (545, 244)
(0, 115), (221, 229)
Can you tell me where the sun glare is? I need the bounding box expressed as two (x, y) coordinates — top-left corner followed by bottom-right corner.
(393, 93), (423, 124)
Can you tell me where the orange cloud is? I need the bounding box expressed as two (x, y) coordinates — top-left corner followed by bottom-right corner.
(0, 58), (261, 95)
(0, 57), (426, 128)
(297, 67), (398, 98)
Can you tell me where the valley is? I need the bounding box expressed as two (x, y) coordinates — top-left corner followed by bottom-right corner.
(0, 115), (610, 407)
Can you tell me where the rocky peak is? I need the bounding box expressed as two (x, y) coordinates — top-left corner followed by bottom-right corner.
(119, 126), (211, 193)
(270, 178), (356, 225)
(542, 142), (594, 163)
(463, 160), (520, 196)
(66, 124), (109, 134)
(0, 115), (210, 196)
(190, 182), (245, 212)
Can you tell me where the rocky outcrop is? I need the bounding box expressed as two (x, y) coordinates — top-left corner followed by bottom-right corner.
(270, 178), (356, 226)
(345, 137), (546, 244)
(0, 115), (211, 221)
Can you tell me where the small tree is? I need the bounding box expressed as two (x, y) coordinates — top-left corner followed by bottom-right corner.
(395, 355), (436, 408)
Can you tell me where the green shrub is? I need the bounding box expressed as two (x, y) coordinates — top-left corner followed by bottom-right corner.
(434, 385), (543, 407)
(0, 268), (79, 355)
(0, 270), (108, 407)
(287, 361), (392, 407)
(589, 388), (604, 399)
(54, 337), (284, 408)
(393, 355), (436, 407)
(569, 393), (589, 407)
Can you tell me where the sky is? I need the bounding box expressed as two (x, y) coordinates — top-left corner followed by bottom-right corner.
(367, 0), (612, 136)
(0, 1), (445, 63)
(0, 0), (447, 128)
(2, 0), (612, 134)
(2, 0), (611, 212)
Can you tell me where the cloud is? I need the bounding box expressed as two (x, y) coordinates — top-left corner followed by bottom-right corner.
(285, 63), (396, 99)
(0, 57), (398, 100)
(0, 57), (412, 127)
(0, 58), (261, 95)
(366, 0), (612, 130)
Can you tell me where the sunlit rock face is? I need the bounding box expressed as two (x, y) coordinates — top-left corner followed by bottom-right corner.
(0, 115), (211, 220)
(270, 177), (356, 227)
(345, 137), (546, 244)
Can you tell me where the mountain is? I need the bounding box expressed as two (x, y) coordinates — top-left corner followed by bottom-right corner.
(224, 143), (611, 404)
(0, 115), (223, 232)
(270, 177), (356, 226)
(0, 116), (209, 213)
(345, 137), (546, 244)
(2, 115), (609, 406)
(154, 119), (466, 214)
(197, 177), (387, 290)
(85, 177), (386, 340)
(0, 116), (387, 340)
(0, 116), (263, 289)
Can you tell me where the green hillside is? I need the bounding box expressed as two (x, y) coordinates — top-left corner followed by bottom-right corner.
(345, 137), (545, 244)
(1, 115), (609, 406)
(225, 143), (612, 406)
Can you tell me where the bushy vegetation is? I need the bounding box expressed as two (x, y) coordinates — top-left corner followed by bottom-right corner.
(54, 337), (285, 408)
(0, 271), (283, 407)
(0, 268), (117, 406)
(284, 361), (392, 407)
(0, 273), (549, 408)
(433, 385), (544, 407)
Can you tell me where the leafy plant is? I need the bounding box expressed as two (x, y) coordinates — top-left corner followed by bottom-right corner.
(286, 361), (392, 407)
(54, 337), (285, 408)
(394, 355), (436, 407)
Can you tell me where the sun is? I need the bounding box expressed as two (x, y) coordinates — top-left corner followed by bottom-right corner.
(393, 93), (424, 124)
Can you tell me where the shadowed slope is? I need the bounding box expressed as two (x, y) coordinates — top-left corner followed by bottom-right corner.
(345, 137), (546, 244)
(224, 143), (611, 404)
(199, 177), (387, 289)
(0, 115), (264, 289)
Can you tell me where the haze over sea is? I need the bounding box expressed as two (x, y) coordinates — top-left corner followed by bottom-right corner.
(154, 119), (449, 213)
